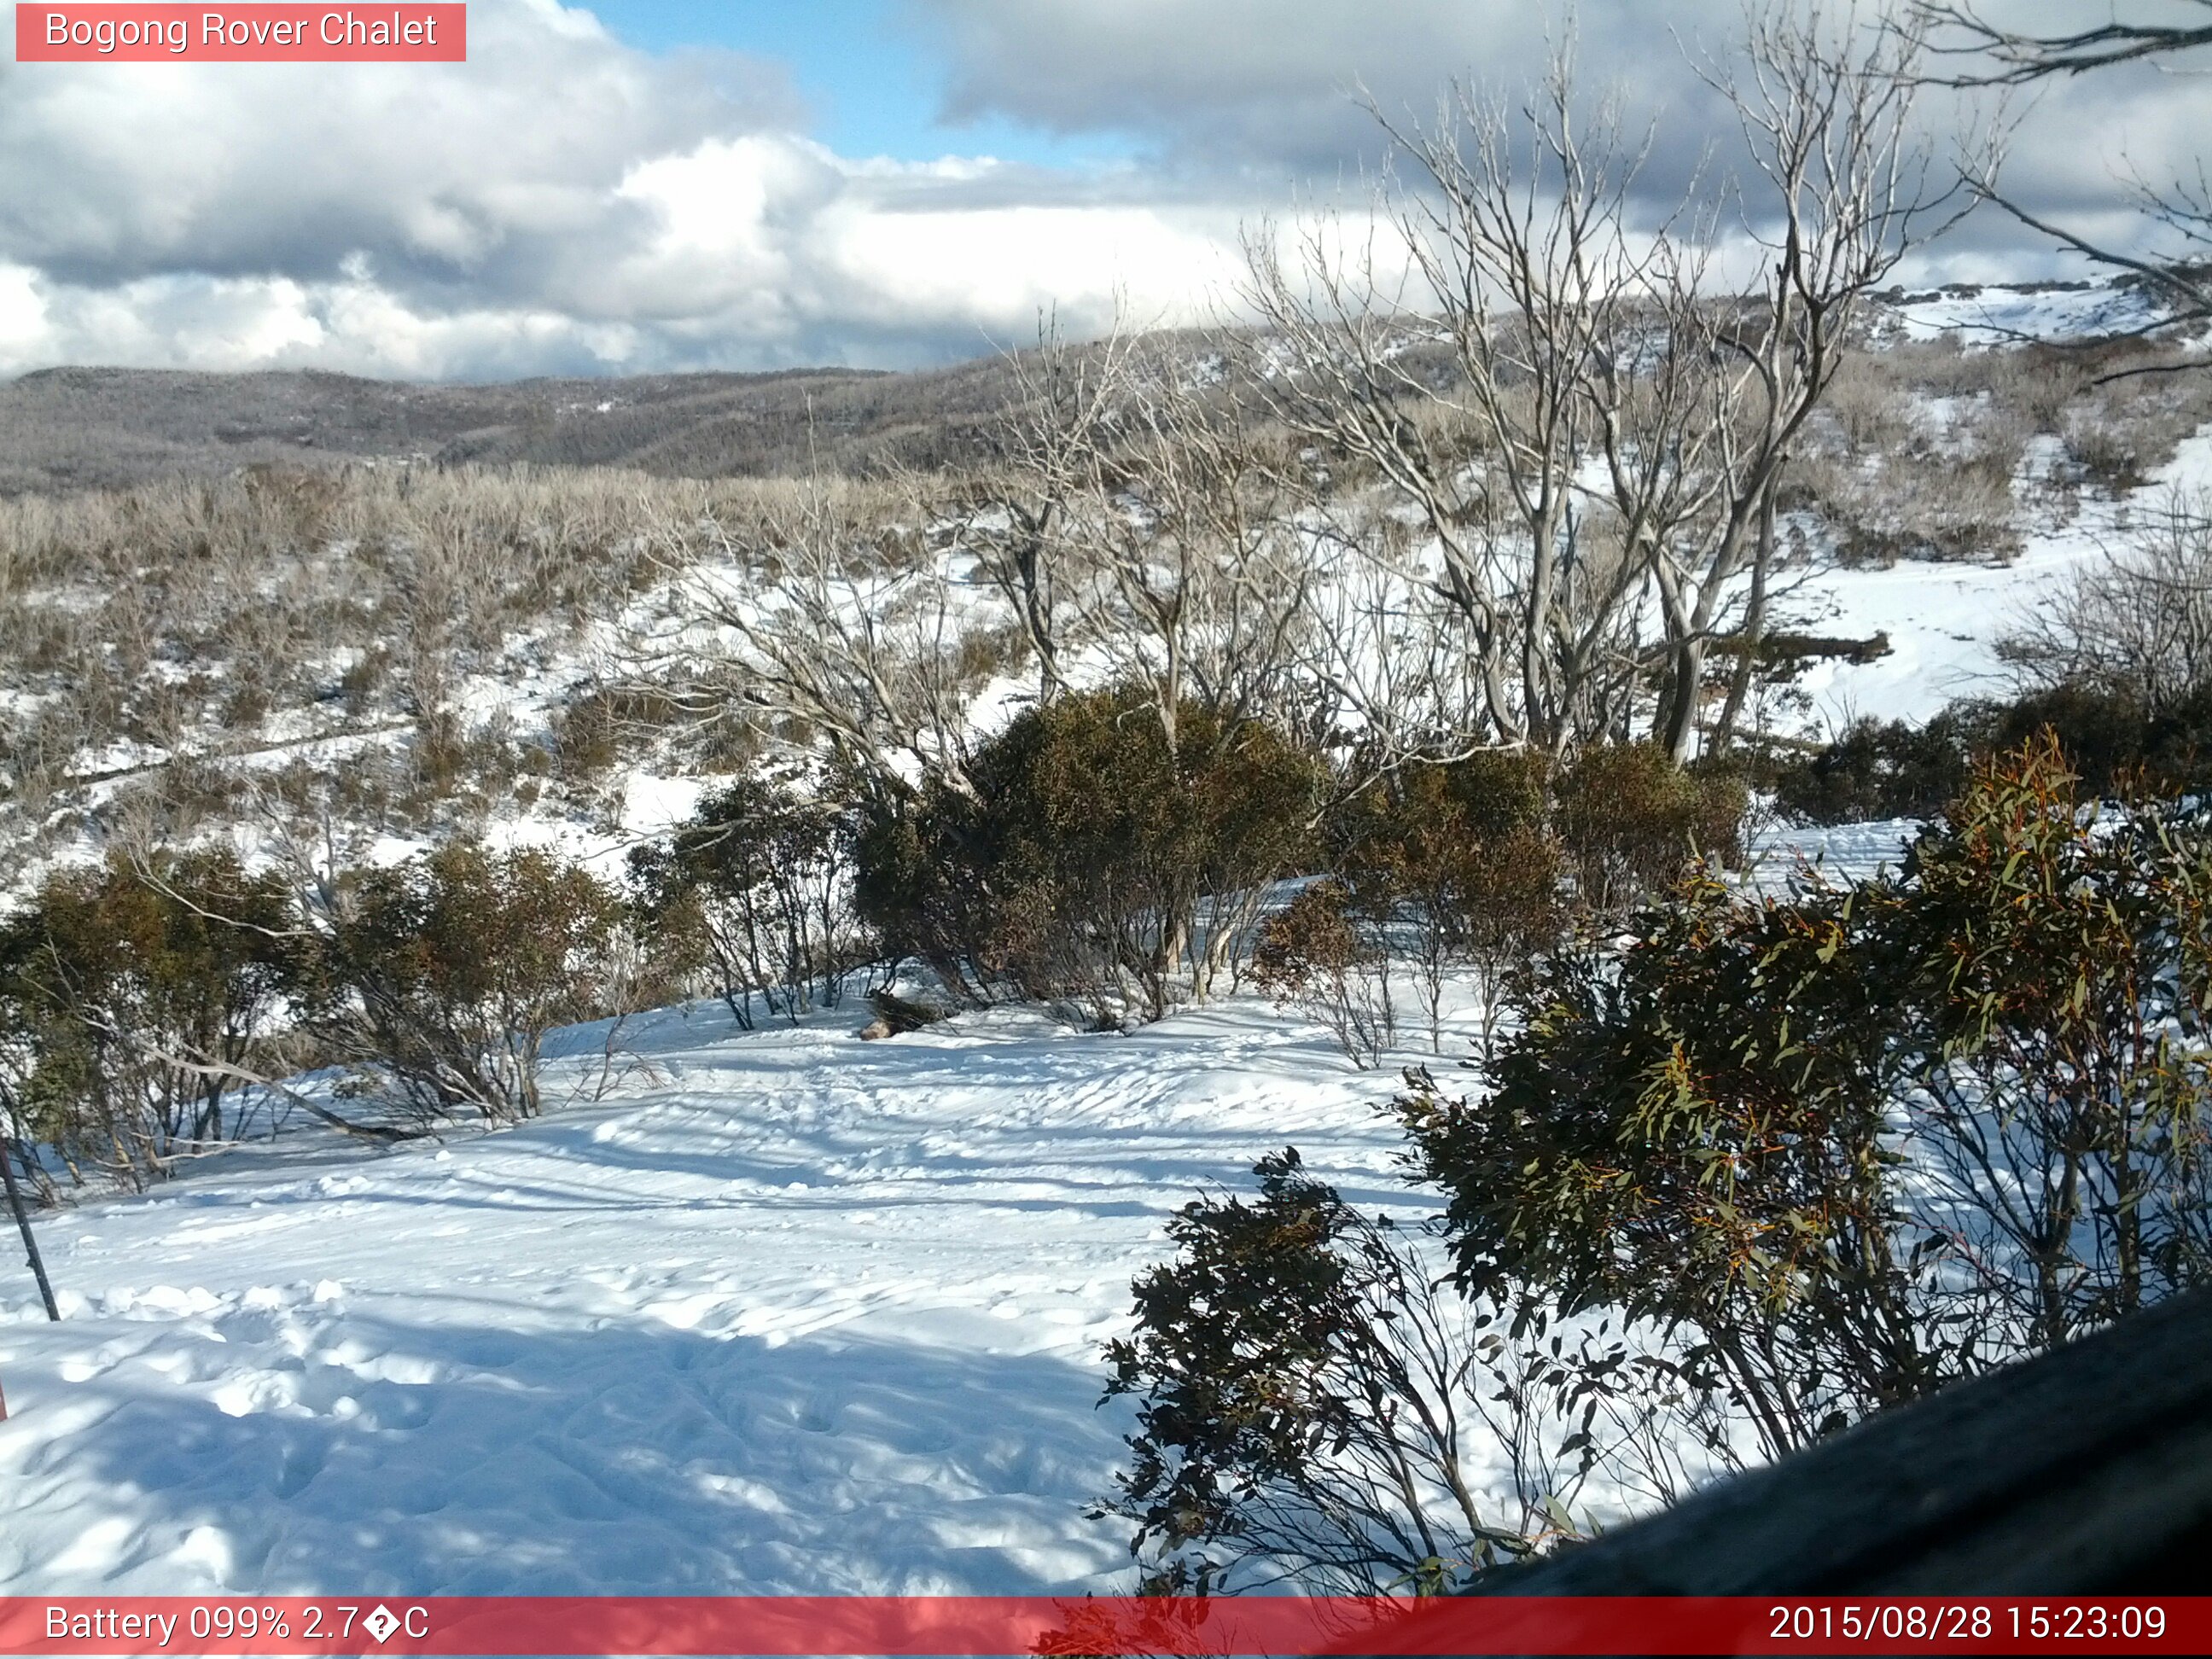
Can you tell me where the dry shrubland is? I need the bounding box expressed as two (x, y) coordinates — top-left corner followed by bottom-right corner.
(0, 463), (846, 858)
(1787, 330), (2212, 565)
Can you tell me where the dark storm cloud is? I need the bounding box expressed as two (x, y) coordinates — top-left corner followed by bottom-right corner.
(910, 0), (2211, 258)
(0, 0), (2202, 379)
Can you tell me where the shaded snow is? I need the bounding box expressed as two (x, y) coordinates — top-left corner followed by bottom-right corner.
(0, 995), (1435, 1596)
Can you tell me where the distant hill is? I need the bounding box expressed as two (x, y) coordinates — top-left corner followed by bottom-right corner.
(0, 356), (1029, 494)
(0, 277), (2183, 497)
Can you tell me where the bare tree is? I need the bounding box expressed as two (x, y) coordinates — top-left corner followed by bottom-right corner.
(1998, 488), (2212, 706)
(1653, 3), (1979, 758)
(1239, 58), (1669, 760)
(1924, 1), (2212, 80)
(1920, 1), (2212, 345)
(637, 474), (989, 799)
(945, 313), (1140, 707)
(1240, 8), (1973, 765)
(1060, 346), (1318, 752)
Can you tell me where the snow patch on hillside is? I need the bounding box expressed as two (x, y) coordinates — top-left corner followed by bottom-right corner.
(1786, 424), (2212, 731)
(1877, 279), (2174, 346)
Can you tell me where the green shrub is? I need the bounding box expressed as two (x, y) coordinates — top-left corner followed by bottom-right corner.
(1326, 752), (1563, 1053)
(1249, 881), (1395, 1068)
(1777, 683), (2212, 825)
(1107, 741), (2212, 1598)
(1101, 1150), (1552, 1595)
(852, 687), (1322, 1021)
(1553, 742), (1745, 911)
(1403, 736), (2212, 1458)
(0, 852), (292, 1190)
(1770, 710), (1981, 824)
(293, 841), (626, 1124)
(1983, 680), (2212, 799)
(629, 774), (866, 1027)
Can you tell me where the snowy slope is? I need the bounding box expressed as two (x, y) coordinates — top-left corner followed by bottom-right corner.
(0, 996), (1429, 1597)
(1786, 424), (2212, 730)
(1877, 280), (2174, 346)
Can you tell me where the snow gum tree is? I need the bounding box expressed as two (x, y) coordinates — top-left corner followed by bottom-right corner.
(1239, 4), (1982, 761)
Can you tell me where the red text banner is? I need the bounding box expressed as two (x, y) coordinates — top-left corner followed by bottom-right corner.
(0, 1596), (2202, 1656)
(15, 6), (466, 61)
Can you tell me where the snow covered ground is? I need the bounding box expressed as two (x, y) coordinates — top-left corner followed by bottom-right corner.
(0, 993), (1435, 1597)
(0, 812), (1918, 1599)
(1876, 280), (2174, 346)
(1789, 424), (2212, 731)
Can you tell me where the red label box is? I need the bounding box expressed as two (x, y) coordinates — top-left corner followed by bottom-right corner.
(0, 1596), (2204, 1656)
(15, 5), (466, 61)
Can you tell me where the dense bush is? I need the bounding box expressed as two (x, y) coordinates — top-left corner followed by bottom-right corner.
(1883, 738), (2212, 1346)
(1113, 740), (2212, 1591)
(1982, 681), (2212, 800)
(630, 775), (868, 1028)
(1775, 681), (2212, 825)
(0, 852), (292, 1190)
(292, 842), (628, 1124)
(1101, 1150), (1563, 1594)
(1327, 752), (1563, 1054)
(1400, 866), (1930, 1463)
(1769, 710), (1980, 824)
(1552, 742), (1745, 912)
(1408, 736), (2212, 1446)
(853, 688), (1322, 1022)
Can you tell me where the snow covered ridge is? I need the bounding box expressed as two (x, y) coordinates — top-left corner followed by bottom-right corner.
(1869, 276), (2192, 346)
(0, 269), (2205, 911)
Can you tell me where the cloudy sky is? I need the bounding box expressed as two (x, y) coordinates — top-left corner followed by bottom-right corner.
(0, 0), (2203, 381)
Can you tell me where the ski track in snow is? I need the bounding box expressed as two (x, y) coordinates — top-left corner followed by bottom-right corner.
(0, 996), (1428, 1596)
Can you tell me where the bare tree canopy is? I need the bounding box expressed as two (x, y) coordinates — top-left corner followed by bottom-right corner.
(1919, 1), (2212, 341)
(1918, 2), (2212, 82)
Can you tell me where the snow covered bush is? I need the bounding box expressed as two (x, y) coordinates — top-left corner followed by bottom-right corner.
(0, 851), (292, 1191)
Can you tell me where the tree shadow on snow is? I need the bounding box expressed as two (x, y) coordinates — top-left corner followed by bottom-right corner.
(3, 1309), (1138, 1598)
